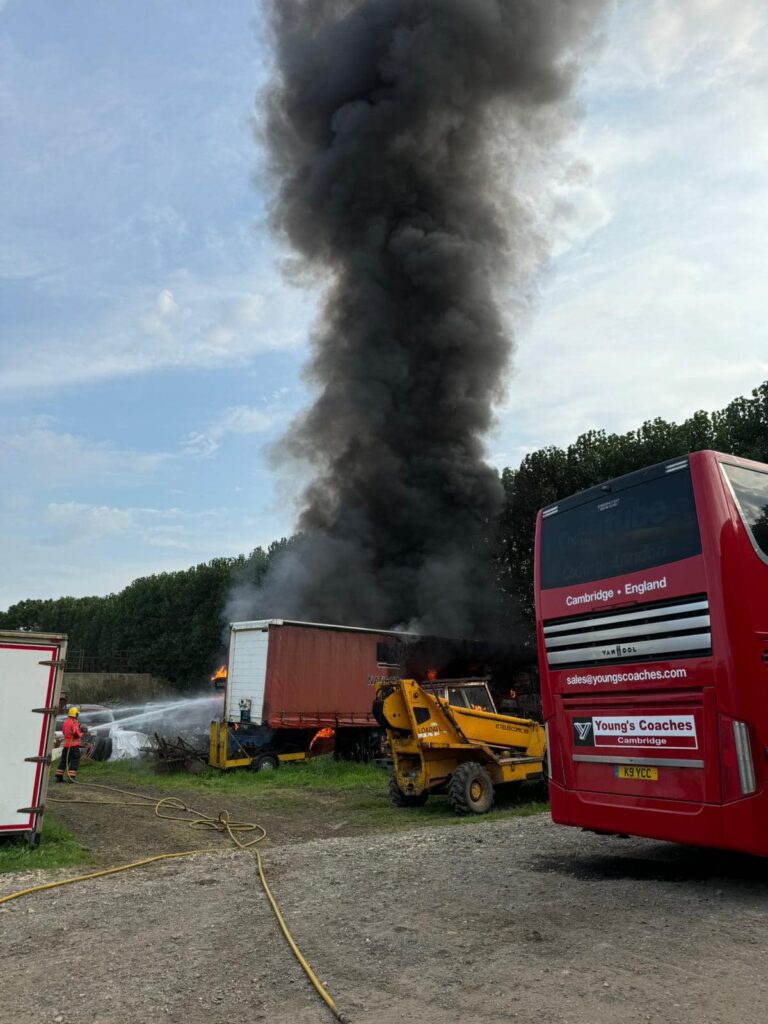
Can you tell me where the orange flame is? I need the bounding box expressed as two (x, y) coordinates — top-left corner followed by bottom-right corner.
(426, 668), (437, 681)
(309, 727), (335, 753)
(211, 664), (227, 684)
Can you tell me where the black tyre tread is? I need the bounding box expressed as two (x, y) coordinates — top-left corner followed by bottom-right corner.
(388, 771), (428, 807)
(91, 736), (112, 762)
(448, 761), (494, 815)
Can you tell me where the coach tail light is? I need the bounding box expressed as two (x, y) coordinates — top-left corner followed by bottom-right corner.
(720, 716), (757, 800)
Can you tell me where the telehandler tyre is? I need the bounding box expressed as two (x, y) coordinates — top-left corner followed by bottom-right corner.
(448, 762), (494, 815)
(388, 772), (428, 807)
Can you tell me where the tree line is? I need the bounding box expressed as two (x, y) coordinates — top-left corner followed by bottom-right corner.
(1, 381), (765, 686)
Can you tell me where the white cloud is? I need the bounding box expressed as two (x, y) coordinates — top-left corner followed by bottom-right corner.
(138, 288), (183, 339)
(0, 269), (315, 393)
(639, 0), (764, 84)
(589, 0), (767, 93)
(43, 501), (231, 551)
(217, 406), (279, 435)
(0, 20), (313, 393)
(500, 239), (768, 452)
(0, 425), (171, 488)
(548, 172), (613, 259)
(0, 488), (282, 607)
(45, 502), (135, 541)
(0, 516), (281, 607)
(183, 404), (282, 457)
(0, 408), (290, 606)
(496, 1), (768, 455)
(229, 293), (265, 325)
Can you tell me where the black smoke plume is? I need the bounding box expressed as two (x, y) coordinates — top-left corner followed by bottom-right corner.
(232, 0), (606, 635)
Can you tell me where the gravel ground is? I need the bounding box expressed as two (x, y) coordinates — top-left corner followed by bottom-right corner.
(2, 814), (768, 1024)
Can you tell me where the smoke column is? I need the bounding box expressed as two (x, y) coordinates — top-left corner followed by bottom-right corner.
(234, 0), (606, 636)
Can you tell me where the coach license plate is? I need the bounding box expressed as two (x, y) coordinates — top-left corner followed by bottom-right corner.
(615, 765), (658, 781)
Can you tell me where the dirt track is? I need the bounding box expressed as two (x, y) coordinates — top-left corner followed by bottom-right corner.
(3, 813), (768, 1024)
(46, 782), (379, 863)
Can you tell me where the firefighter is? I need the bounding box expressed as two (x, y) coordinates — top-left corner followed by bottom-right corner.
(499, 670), (537, 717)
(55, 707), (85, 783)
(507, 670), (539, 719)
(499, 687), (519, 714)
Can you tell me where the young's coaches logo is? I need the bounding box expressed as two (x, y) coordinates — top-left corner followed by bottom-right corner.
(572, 718), (594, 746)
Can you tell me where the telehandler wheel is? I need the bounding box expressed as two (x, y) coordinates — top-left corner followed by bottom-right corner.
(388, 772), (428, 807)
(448, 762), (494, 815)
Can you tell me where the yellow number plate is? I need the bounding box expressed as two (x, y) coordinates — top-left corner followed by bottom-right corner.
(615, 765), (658, 781)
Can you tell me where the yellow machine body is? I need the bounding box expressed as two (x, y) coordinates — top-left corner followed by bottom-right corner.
(373, 678), (546, 814)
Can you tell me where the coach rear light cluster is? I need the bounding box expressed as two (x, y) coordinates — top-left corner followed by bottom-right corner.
(733, 720), (757, 796)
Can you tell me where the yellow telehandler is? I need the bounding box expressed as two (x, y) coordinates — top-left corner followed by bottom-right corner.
(372, 677), (546, 814)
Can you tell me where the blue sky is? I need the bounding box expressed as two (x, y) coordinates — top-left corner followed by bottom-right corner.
(1, 0), (767, 607)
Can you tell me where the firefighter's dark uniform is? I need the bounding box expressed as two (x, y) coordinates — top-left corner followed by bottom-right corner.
(55, 716), (83, 782)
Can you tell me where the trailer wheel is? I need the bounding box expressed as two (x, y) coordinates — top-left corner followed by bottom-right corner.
(388, 772), (428, 807)
(448, 762), (494, 815)
(252, 754), (279, 772)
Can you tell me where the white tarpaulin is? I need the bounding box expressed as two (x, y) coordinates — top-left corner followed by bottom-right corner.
(109, 728), (150, 760)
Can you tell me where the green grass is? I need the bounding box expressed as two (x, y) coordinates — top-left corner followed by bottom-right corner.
(0, 812), (91, 875)
(80, 755), (385, 794)
(339, 787), (549, 831)
(74, 758), (549, 831)
(382, 797), (549, 827)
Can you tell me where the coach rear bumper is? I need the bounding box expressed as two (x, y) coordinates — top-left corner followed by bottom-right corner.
(548, 780), (768, 856)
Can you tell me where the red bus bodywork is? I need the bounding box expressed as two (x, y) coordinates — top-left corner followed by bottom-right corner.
(536, 450), (768, 855)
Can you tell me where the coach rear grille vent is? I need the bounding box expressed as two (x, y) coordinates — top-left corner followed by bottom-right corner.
(543, 593), (711, 668)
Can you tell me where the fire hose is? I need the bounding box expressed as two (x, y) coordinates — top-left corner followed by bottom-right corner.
(0, 782), (351, 1023)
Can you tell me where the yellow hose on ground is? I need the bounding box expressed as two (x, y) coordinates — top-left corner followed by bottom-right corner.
(0, 782), (350, 1024)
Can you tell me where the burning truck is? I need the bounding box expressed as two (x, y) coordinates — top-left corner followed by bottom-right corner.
(208, 619), (535, 770)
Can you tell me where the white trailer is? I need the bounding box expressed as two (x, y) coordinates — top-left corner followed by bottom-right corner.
(0, 630), (68, 846)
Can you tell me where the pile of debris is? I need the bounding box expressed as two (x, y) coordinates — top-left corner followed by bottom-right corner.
(151, 735), (208, 775)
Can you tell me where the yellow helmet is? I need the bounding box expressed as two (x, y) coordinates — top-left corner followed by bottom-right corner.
(68, 707), (80, 718)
